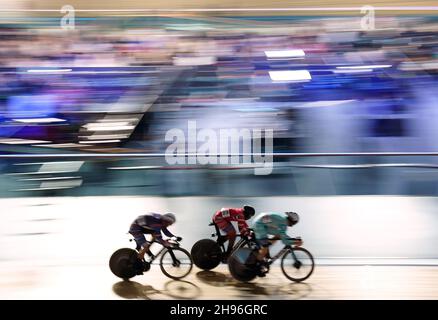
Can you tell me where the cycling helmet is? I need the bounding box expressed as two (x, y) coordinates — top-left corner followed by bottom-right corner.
(286, 212), (299, 226)
(162, 212), (176, 225)
(243, 206), (255, 220)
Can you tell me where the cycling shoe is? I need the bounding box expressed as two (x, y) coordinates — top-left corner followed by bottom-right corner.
(136, 269), (144, 275)
(221, 253), (230, 263)
(255, 261), (269, 277)
(257, 267), (268, 277)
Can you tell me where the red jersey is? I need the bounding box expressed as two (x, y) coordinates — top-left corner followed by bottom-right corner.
(213, 208), (249, 234)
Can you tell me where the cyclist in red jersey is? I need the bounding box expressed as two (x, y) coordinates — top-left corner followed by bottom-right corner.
(212, 205), (255, 262)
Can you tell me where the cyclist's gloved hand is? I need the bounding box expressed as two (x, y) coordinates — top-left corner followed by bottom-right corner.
(293, 238), (303, 247)
(175, 236), (182, 242)
(162, 240), (171, 248)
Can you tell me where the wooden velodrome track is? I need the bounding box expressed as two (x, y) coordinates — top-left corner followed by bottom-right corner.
(2, 196), (438, 299)
(2, 263), (438, 299)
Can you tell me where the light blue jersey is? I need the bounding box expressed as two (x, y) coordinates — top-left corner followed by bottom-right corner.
(252, 212), (293, 246)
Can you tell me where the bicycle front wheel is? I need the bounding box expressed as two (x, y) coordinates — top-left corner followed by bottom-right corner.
(281, 247), (315, 282)
(160, 247), (193, 280)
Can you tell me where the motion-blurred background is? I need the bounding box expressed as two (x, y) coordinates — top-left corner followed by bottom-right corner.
(0, 1), (437, 197)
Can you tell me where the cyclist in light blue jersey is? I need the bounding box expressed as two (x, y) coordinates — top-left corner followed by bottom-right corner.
(252, 211), (301, 275)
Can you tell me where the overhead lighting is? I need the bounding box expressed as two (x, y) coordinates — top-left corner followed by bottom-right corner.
(82, 122), (135, 131)
(336, 65), (392, 70)
(83, 121), (130, 128)
(109, 166), (161, 170)
(298, 100), (356, 108)
(269, 70), (312, 82)
(333, 69), (373, 74)
(26, 69), (72, 73)
(37, 161), (84, 173)
(13, 118), (66, 123)
(38, 143), (91, 148)
(80, 134), (129, 140)
(265, 49), (305, 58)
(0, 138), (48, 144)
(79, 140), (120, 144)
(8, 161), (83, 176)
(97, 118), (139, 122)
(85, 125), (135, 132)
(15, 179), (83, 191)
(14, 186), (78, 191)
(173, 56), (216, 66)
(40, 179), (82, 189)
(19, 176), (79, 181)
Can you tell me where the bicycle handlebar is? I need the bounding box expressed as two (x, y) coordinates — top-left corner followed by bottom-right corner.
(150, 236), (182, 245)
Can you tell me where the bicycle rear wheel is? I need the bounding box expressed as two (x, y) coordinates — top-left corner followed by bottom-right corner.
(280, 247), (315, 282)
(109, 248), (139, 280)
(160, 247), (193, 280)
(191, 239), (222, 270)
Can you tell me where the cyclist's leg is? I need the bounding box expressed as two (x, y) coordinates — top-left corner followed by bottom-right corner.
(266, 235), (281, 259)
(249, 226), (269, 276)
(135, 230), (154, 260)
(143, 234), (156, 259)
(129, 224), (148, 256)
(216, 219), (236, 261)
(212, 216), (227, 246)
(223, 224), (237, 256)
(130, 233), (146, 252)
(137, 240), (152, 260)
(248, 238), (269, 277)
(128, 231), (149, 274)
(257, 240), (270, 262)
(253, 225), (269, 262)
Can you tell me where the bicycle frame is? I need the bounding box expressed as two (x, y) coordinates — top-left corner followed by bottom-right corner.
(227, 236), (314, 282)
(210, 222), (251, 255)
(140, 239), (180, 264)
(258, 237), (301, 266)
(229, 237), (250, 255)
(266, 245), (292, 265)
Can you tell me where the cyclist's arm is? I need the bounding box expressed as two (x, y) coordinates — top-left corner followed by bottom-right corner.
(252, 223), (264, 241)
(161, 226), (175, 238)
(234, 212), (249, 235)
(149, 224), (168, 244)
(153, 229), (164, 243)
(278, 227), (293, 246)
(273, 216), (293, 246)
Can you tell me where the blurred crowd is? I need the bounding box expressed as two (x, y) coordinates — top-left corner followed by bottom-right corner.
(0, 16), (436, 154)
(0, 15), (437, 196)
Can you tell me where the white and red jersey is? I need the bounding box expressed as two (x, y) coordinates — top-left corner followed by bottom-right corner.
(213, 208), (249, 235)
